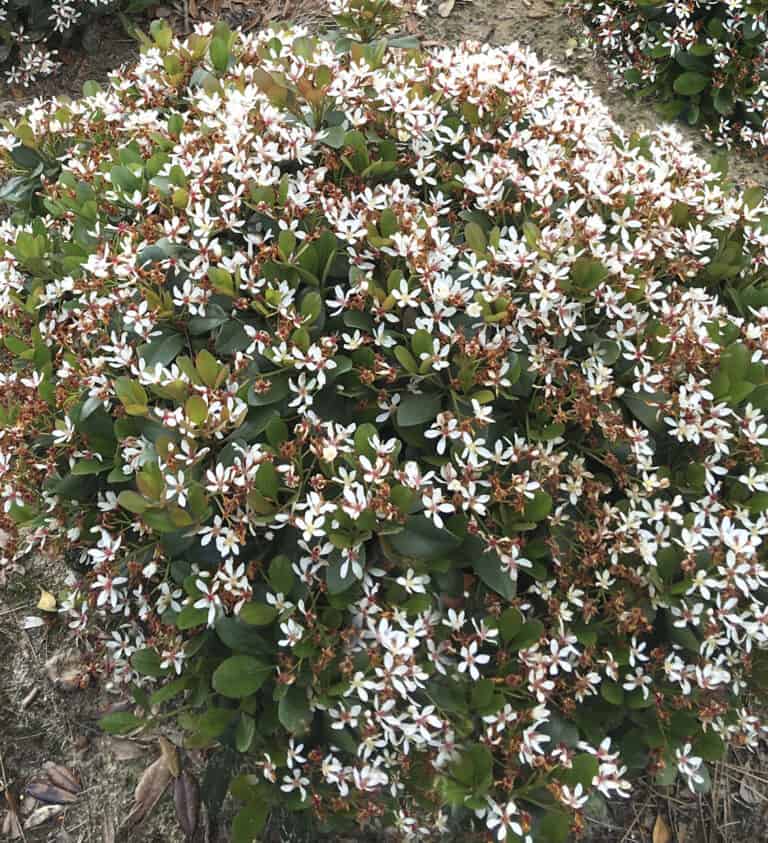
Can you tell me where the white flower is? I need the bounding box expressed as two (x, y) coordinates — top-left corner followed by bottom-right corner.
(396, 568), (430, 595)
(457, 641), (490, 681)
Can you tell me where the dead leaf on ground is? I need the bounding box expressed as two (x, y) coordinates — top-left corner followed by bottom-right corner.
(43, 763), (80, 795)
(37, 588), (57, 612)
(23, 804), (64, 830)
(739, 774), (765, 805)
(174, 770), (200, 839)
(159, 736), (180, 778)
(24, 781), (78, 805)
(437, 0), (455, 16)
(652, 813), (672, 843)
(45, 651), (84, 692)
(1, 810), (23, 840)
(117, 754), (172, 837)
(2, 790), (23, 840)
(104, 737), (147, 762)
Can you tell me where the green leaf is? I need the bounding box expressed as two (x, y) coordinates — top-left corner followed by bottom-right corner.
(673, 71), (709, 95)
(196, 349), (221, 388)
(450, 744), (493, 796)
(509, 619), (544, 650)
(176, 605), (209, 629)
(278, 686), (312, 734)
(498, 607), (523, 641)
(327, 558), (357, 594)
(232, 802), (269, 843)
(465, 222), (487, 253)
(397, 392), (441, 427)
(388, 515), (462, 560)
(118, 490), (149, 514)
(215, 616), (273, 657)
(394, 346), (418, 373)
(235, 712), (256, 752)
(149, 18), (173, 50)
(212, 655), (272, 698)
(210, 37), (231, 73)
(321, 125), (347, 149)
(114, 377), (148, 415)
(150, 676), (189, 706)
(537, 809), (571, 843)
(256, 462), (279, 499)
(523, 490), (553, 521)
(571, 257), (609, 291)
(100, 711), (144, 734)
(186, 395), (208, 425)
(695, 729), (725, 762)
(561, 753), (600, 788)
(239, 603), (278, 626)
(195, 707), (237, 739)
(278, 229), (296, 259)
(622, 393), (665, 433)
(10, 145), (43, 171)
(473, 544), (516, 600)
(140, 333), (185, 367)
(131, 648), (165, 677)
(600, 680), (625, 705)
(269, 555), (294, 594)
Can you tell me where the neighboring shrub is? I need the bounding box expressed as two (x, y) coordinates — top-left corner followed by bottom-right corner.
(570, 0), (768, 150)
(0, 0), (122, 86)
(2, 1), (768, 839)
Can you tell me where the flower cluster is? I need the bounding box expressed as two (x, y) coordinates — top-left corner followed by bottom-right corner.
(570, 0), (768, 150)
(2, 1), (768, 839)
(0, 0), (117, 86)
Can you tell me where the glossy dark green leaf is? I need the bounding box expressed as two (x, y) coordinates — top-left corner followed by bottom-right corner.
(212, 655), (272, 698)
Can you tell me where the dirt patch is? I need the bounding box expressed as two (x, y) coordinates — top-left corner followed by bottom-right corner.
(0, 555), (191, 842)
(0, 16), (139, 120)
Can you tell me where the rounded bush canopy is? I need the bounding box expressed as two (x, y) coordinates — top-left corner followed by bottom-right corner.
(571, 0), (768, 148)
(2, 5), (768, 839)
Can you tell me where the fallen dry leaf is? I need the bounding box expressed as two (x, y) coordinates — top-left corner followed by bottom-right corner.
(436, 0), (454, 15)
(21, 615), (45, 630)
(2, 789), (23, 840)
(1, 809), (23, 840)
(118, 754), (172, 836)
(37, 589), (57, 612)
(174, 770), (200, 839)
(159, 736), (180, 778)
(24, 781), (78, 805)
(43, 763), (80, 795)
(739, 774), (765, 805)
(105, 737), (147, 762)
(45, 651), (83, 692)
(652, 813), (672, 843)
(23, 804), (64, 830)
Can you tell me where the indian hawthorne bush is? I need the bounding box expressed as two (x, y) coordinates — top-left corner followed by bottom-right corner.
(0, 0), (124, 86)
(570, 0), (768, 151)
(2, 0), (768, 839)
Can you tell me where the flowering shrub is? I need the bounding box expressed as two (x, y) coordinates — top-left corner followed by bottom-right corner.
(0, 0), (121, 86)
(570, 0), (768, 150)
(3, 0), (768, 839)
